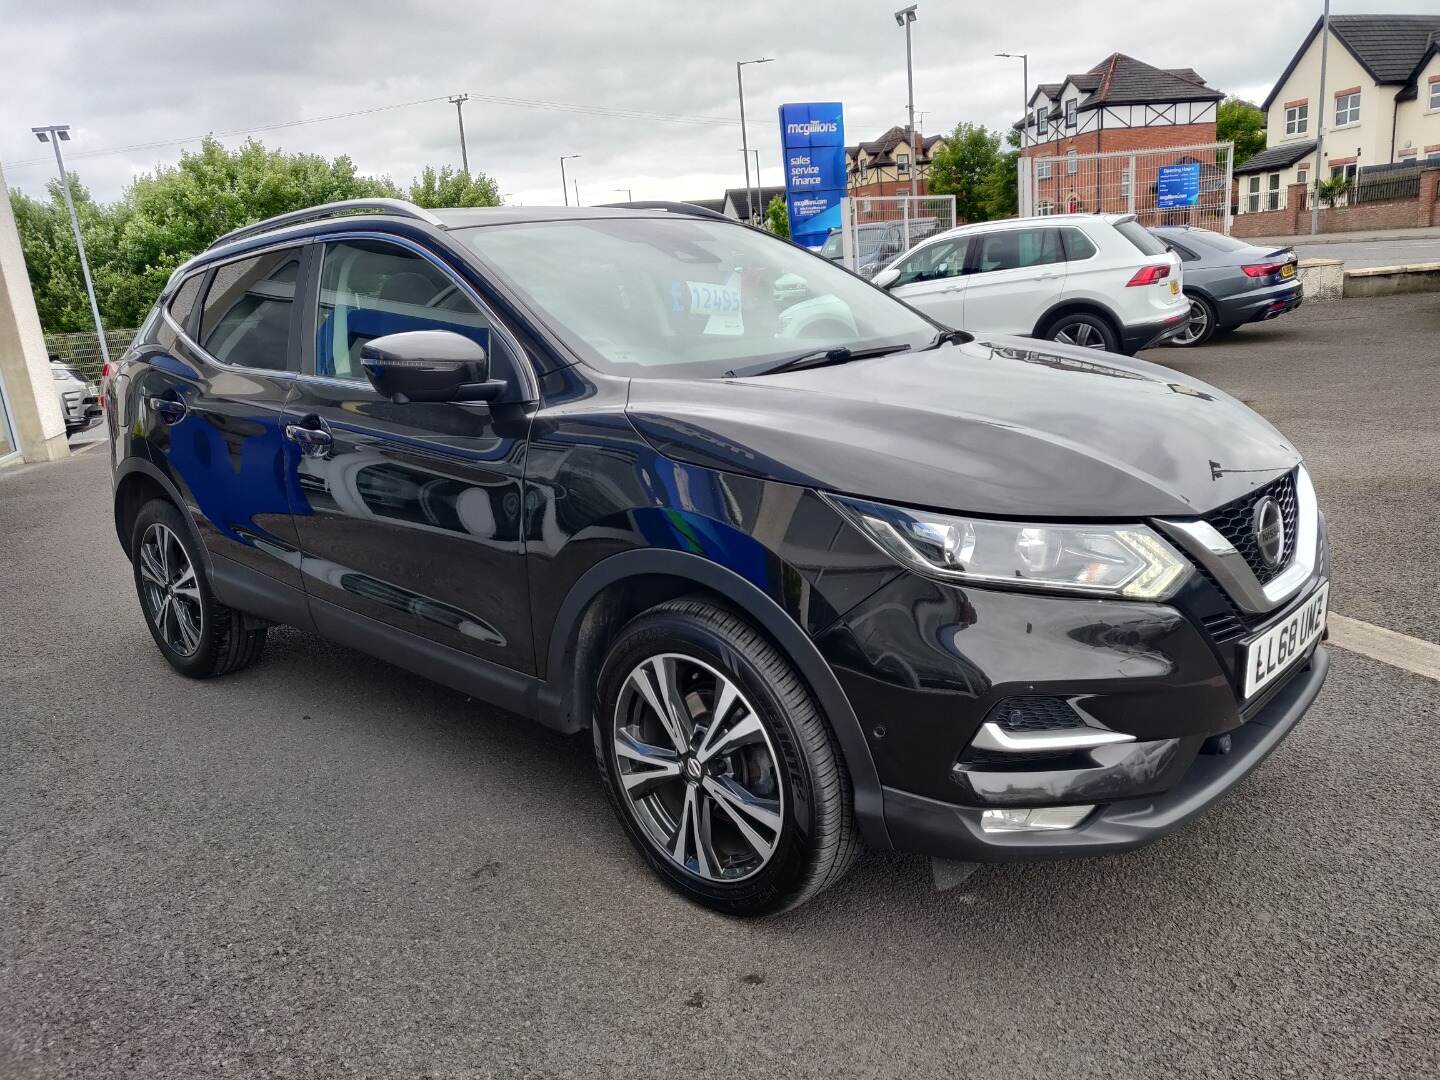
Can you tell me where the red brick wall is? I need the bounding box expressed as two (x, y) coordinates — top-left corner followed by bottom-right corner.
(1230, 169), (1440, 237)
(1021, 122), (1218, 159)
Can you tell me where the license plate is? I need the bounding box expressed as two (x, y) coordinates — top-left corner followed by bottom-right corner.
(1243, 582), (1328, 698)
(1281, 263), (1296, 279)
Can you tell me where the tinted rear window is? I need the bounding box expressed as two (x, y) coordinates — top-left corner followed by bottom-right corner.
(1183, 229), (1255, 253)
(198, 249), (302, 371)
(1114, 220), (1169, 257)
(166, 273), (205, 330)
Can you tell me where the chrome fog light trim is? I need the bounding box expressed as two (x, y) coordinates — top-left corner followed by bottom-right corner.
(970, 722), (1134, 754)
(980, 805), (1094, 833)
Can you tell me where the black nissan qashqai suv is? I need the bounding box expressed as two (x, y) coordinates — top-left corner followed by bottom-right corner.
(109, 199), (1330, 915)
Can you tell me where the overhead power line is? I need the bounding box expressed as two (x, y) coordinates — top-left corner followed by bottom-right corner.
(4, 91), (741, 170)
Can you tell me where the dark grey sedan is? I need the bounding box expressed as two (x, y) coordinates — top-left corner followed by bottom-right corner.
(1151, 226), (1302, 347)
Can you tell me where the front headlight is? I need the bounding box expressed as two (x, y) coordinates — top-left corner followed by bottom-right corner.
(825, 494), (1192, 601)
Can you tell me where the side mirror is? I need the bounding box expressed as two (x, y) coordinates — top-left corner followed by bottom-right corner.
(360, 330), (504, 404)
(872, 267), (901, 289)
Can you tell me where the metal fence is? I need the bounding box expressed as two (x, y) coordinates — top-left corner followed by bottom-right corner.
(1351, 163), (1422, 206)
(1020, 142), (1234, 233)
(838, 195), (958, 277)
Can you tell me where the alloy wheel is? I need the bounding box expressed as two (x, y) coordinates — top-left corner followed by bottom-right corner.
(1173, 298), (1209, 345)
(1052, 321), (1107, 349)
(612, 653), (784, 883)
(138, 522), (203, 656)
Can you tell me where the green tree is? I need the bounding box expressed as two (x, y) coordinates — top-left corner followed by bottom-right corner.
(1217, 98), (1266, 166)
(926, 123), (1015, 223)
(764, 194), (790, 238)
(406, 165), (501, 209)
(8, 175), (122, 333)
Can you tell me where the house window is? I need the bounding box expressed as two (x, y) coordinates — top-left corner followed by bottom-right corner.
(1335, 92), (1360, 127)
(1430, 82), (1440, 110)
(1036, 158), (1052, 179)
(1034, 107), (1045, 131)
(1066, 149), (1077, 175)
(1037, 201), (1054, 216)
(1120, 167), (1131, 197)
(1064, 100), (1077, 128)
(1297, 166), (1308, 188)
(1266, 173), (1282, 211)
(1285, 103), (1308, 135)
(1331, 163), (1357, 183)
(1246, 175), (1261, 214)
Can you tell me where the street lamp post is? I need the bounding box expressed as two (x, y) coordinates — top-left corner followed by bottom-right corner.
(895, 6), (918, 198)
(1309, 0), (1331, 235)
(995, 52), (1028, 149)
(573, 178), (581, 207)
(613, 188), (634, 202)
(31, 125), (108, 367)
(736, 57), (774, 224)
(448, 93), (470, 174)
(560, 154), (580, 206)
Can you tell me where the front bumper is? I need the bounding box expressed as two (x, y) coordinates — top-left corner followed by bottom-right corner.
(882, 646), (1326, 861)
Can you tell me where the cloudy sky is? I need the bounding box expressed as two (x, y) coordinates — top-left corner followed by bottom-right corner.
(0, 0), (1410, 207)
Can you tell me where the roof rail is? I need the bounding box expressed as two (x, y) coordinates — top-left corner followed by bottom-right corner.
(208, 198), (445, 250)
(598, 200), (733, 222)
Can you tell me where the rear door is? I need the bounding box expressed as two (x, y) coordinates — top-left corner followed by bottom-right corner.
(133, 245), (309, 589)
(887, 236), (971, 329)
(959, 227), (1066, 336)
(285, 234), (536, 674)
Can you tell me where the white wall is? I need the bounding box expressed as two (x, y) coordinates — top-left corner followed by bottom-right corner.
(1394, 52), (1440, 163)
(1266, 28), (1391, 171)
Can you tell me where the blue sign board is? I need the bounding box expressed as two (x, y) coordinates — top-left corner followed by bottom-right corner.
(1156, 163), (1201, 209)
(778, 102), (846, 249)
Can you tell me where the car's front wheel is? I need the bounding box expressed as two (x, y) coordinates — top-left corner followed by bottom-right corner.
(130, 499), (267, 678)
(594, 599), (859, 916)
(1170, 293), (1216, 347)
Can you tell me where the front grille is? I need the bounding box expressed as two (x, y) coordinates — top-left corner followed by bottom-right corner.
(987, 696), (1084, 733)
(1199, 611), (1246, 644)
(1203, 470), (1298, 585)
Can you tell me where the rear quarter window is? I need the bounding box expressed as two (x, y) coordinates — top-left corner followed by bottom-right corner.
(1114, 220), (1169, 257)
(166, 273), (205, 332)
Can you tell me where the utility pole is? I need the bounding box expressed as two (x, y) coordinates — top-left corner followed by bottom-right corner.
(736, 57), (774, 224)
(1309, 0), (1330, 235)
(560, 154), (580, 206)
(30, 125), (108, 367)
(448, 94), (470, 174)
(896, 6), (918, 198)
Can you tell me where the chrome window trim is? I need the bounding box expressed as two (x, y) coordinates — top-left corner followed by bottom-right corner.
(302, 231), (539, 404)
(1155, 466), (1318, 615)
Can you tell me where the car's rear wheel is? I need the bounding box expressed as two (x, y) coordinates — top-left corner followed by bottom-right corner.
(1171, 294), (1216, 347)
(594, 599), (859, 916)
(1042, 312), (1119, 352)
(130, 499), (267, 678)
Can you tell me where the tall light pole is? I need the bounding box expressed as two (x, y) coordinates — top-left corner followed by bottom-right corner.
(573, 178), (581, 207)
(448, 93), (470, 174)
(31, 125), (108, 367)
(895, 6), (918, 198)
(560, 154), (580, 206)
(613, 188), (634, 201)
(736, 57), (774, 224)
(996, 52), (1028, 149)
(738, 149), (762, 214)
(1309, 0), (1331, 235)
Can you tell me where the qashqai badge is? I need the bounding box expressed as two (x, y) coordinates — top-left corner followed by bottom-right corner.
(1252, 496), (1285, 568)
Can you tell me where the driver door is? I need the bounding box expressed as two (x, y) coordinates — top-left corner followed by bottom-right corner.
(285, 235), (537, 674)
(887, 237), (971, 329)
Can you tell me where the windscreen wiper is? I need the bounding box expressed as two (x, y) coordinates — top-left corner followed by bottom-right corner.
(732, 341), (912, 379)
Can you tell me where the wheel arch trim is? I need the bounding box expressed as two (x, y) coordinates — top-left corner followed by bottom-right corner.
(112, 457), (213, 574)
(1031, 297), (1123, 339)
(539, 548), (891, 848)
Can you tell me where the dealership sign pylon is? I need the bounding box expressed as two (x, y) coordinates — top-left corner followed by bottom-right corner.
(778, 102), (846, 249)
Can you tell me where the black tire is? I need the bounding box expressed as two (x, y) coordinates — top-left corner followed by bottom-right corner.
(1041, 311), (1119, 353)
(1170, 293), (1217, 347)
(593, 598), (859, 916)
(130, 498), (267, 678)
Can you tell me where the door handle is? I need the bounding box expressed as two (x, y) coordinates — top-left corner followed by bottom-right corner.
(284, 423), (333, 459)
(147, 396), (187, 424)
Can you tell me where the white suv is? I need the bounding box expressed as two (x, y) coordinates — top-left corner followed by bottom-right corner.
(872, 214), (1187, 354)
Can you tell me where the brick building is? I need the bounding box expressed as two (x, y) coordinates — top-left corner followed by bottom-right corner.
(1018, 54), (1223, 216)
(844, 126), (948, 198)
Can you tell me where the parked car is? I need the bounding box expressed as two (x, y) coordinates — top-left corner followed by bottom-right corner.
(872, 213), (1189, 354)
(50, 356), (102, 436)
(818, 217), (943, 278)
(1150, 226), (1302, 347)
(110, 199), (1329, 916)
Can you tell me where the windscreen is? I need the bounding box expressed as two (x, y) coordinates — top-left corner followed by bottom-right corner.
(1183, 229), (1258, 254)
(459, 216), (938, 378)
